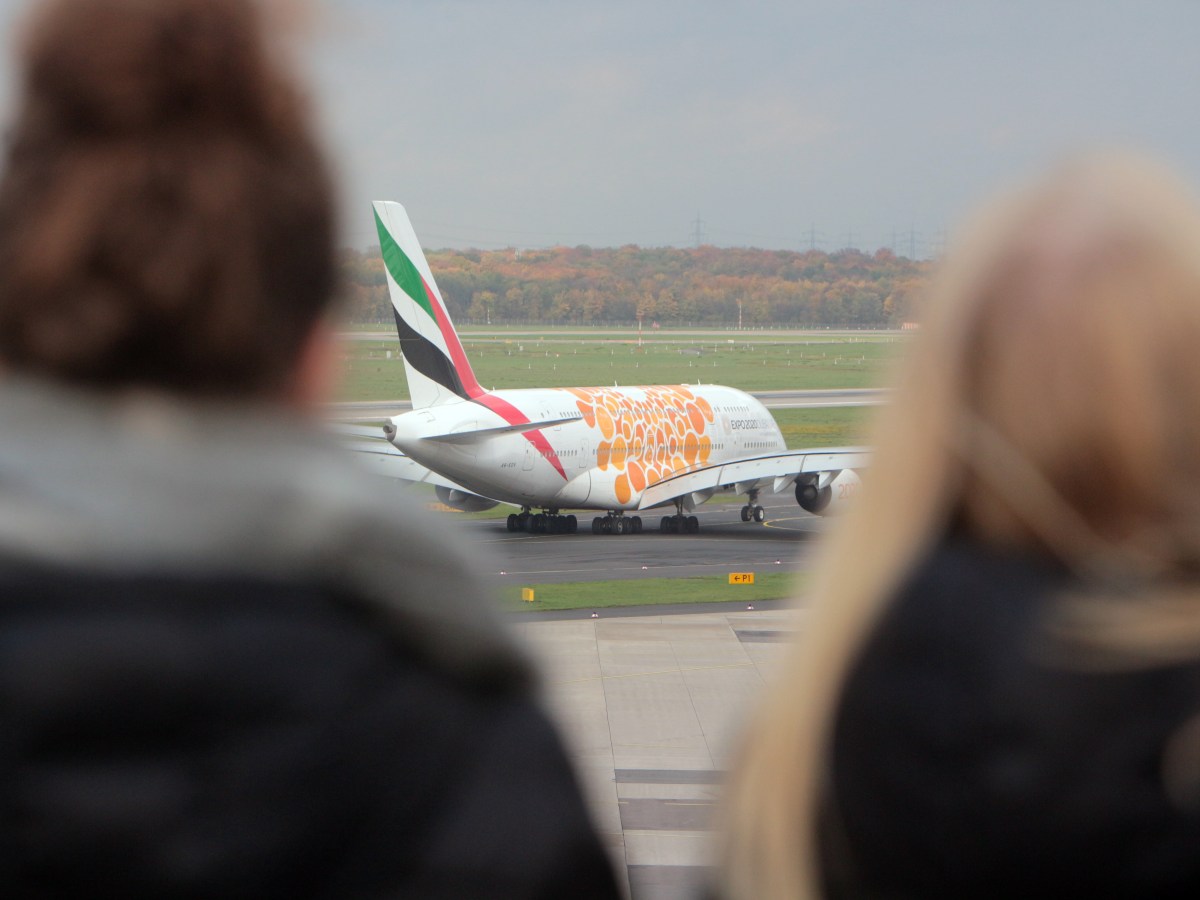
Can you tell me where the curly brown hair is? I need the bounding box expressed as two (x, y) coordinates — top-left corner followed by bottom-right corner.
(0, 0), (335, 397)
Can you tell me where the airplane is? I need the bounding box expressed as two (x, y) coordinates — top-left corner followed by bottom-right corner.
(349, 201), (868, 535)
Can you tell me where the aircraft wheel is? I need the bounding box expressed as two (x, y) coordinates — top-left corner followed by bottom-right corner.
(753, 505), (766, 523)
(602, 516), (613, 535)
(506, 513), (518, 531)
(567, 515), (578, 534)
(632, 516), (643, 534)
(660, 516), (669, 533)
(686, 515), (700, 533)
(592, 517), (602, 535)
(740, 506), (751, 522)
(616, 517), (627, 535)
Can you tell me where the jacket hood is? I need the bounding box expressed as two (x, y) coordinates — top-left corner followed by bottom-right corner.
(0, 378), (528, 687)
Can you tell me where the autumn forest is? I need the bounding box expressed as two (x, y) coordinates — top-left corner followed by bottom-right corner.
(338, 243), (934, 328)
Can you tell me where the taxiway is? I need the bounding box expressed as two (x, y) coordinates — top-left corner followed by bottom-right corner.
(454, 490), (829, 584)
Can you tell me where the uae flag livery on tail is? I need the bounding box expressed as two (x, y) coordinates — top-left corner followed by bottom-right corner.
(372, 201), (485, 408)
(372, 201), (570, 478)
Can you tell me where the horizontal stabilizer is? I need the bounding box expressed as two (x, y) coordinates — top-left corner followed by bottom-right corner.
(422, 414), (584, 444)
(329, 423), (392, 442)
(332, 426), (493, 494)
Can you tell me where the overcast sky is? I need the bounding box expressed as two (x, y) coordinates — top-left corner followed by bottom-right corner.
(2, 1), (1198, 255)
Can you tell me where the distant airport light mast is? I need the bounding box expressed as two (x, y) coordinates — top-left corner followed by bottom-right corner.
(737, 299), (743, 330)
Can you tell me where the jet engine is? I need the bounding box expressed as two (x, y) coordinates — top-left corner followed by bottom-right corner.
(795, 469), (860, 516)
(435, 485), (500, 512)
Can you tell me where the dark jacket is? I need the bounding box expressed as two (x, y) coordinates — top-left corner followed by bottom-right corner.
(822, 538), (1200, 898)
(0, 380), (619, 898)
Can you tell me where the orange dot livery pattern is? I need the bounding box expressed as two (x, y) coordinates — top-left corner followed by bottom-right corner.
(568, 386), (716, 505)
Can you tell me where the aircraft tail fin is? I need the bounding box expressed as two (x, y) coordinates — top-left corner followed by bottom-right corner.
(372, 201), (484, 409)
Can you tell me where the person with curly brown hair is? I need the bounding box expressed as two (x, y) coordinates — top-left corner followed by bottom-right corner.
(0, 2), (619, 896)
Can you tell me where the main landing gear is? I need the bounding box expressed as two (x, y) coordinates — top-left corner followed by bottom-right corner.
(740, 489), (766, 524)
(506, 508), (578, 534)
(659, 498), (699, 534)
(591, 513), (643, 535)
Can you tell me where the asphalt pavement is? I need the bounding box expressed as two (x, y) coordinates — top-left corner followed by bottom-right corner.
(457, 490), (830, 584)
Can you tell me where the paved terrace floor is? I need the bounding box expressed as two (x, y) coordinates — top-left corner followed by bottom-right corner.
(513, 607), (802, 900)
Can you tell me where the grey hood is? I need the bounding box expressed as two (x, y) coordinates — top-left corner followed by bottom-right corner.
(0, 378), (527, 686)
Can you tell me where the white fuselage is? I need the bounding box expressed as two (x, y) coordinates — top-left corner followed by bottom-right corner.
(387, 383), (784, 511)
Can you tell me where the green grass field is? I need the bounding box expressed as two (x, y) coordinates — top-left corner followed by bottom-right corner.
(772, 407), (875, 448)
(498, 573), (804, 611)
(338, 332), (903, 402)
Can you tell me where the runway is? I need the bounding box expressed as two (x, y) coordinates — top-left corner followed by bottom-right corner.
(455, 490), (829, 584)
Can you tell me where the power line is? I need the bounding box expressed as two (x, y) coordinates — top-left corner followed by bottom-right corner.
(907, 225), (921, 261)
(343, 219), (943, 257)
(805, 225), (824, 251)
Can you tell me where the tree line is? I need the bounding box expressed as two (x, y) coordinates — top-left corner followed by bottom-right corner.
(338, 243), (933, 327)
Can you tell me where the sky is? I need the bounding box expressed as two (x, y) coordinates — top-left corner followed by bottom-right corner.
(1, 1), (1198, 256)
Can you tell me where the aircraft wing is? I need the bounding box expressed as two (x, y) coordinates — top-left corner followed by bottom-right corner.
(332, 425), (482, 493)
(637, 447), (870, 510)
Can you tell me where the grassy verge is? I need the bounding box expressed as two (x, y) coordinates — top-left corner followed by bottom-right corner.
(772, 407), (875, 449)
(336, 334), (902, 402)
(498, 573), (803, 611)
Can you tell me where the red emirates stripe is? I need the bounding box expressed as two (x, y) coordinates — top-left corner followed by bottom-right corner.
(474, 393), (568, 481)
(416, 275), (567, 481)
(417, 278), (566, 482)
(421, 277), (484, 398)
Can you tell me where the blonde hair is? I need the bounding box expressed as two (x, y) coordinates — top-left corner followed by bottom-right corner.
(721, 153), (1200, 898)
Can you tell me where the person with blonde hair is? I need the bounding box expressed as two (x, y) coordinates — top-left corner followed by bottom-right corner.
(721, 154), (1200, 897)
(0, 1), (619, 896)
